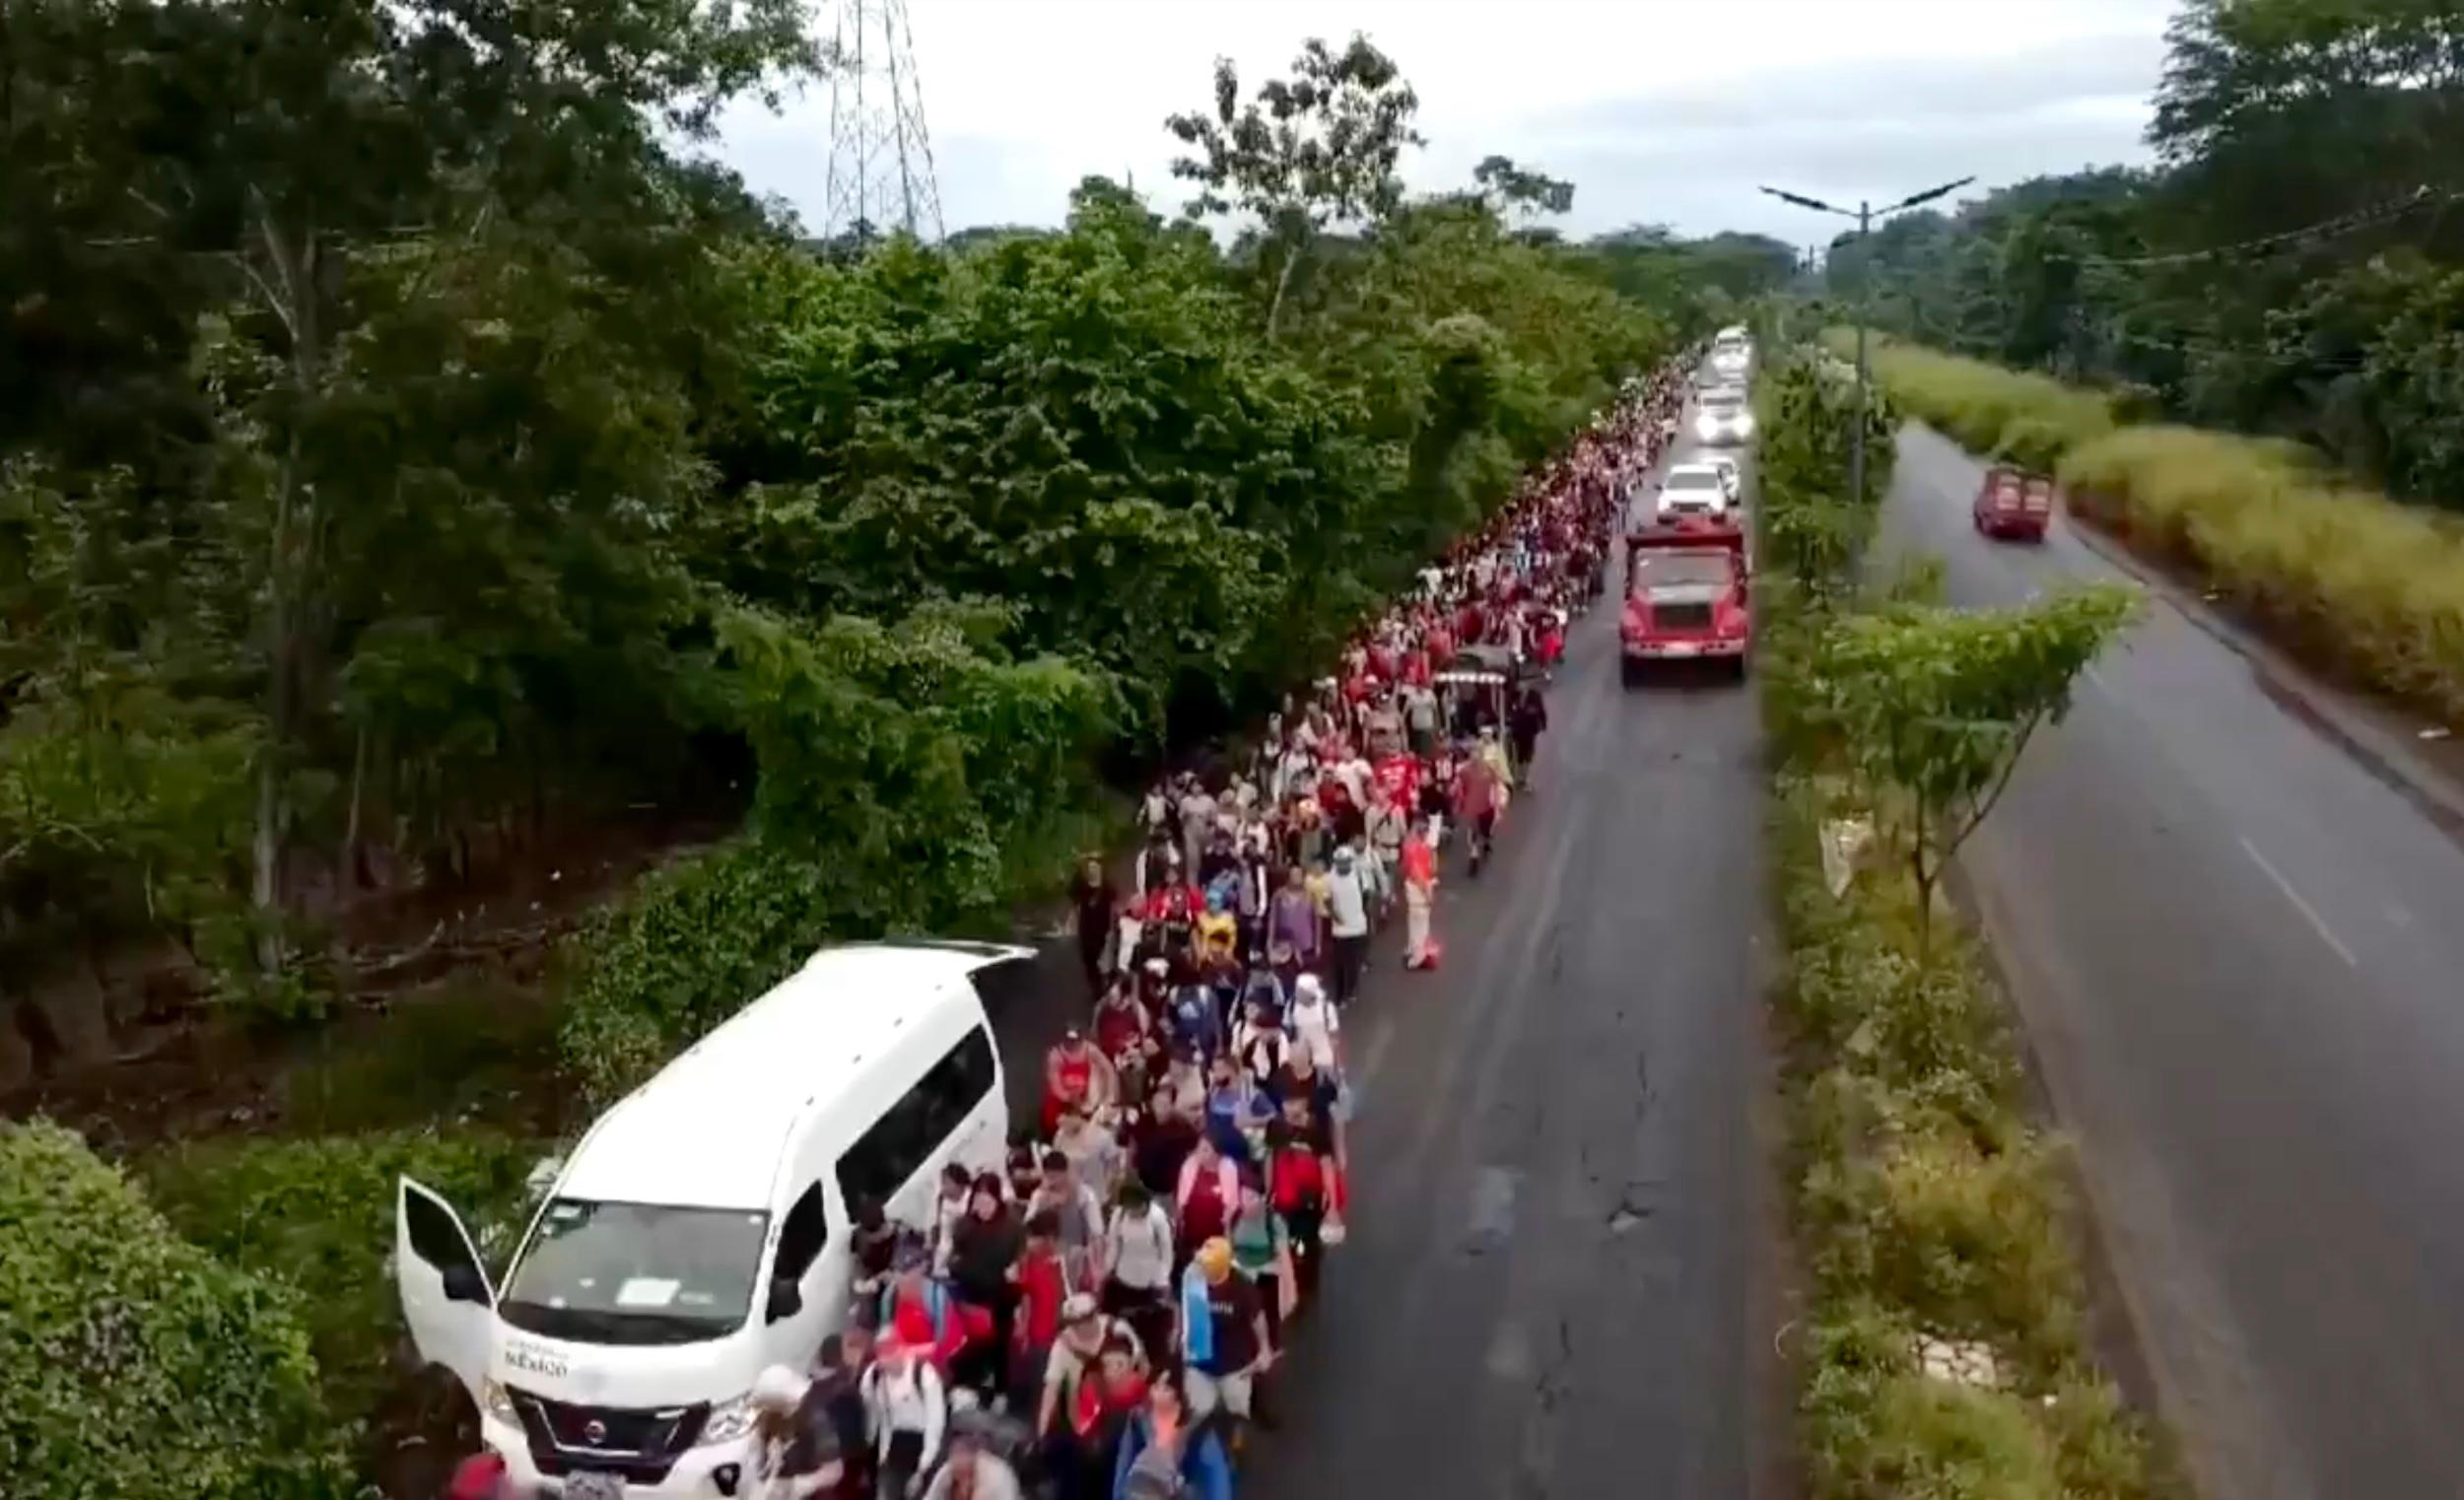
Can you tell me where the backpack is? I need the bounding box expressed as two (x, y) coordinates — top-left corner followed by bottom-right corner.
(1271, 1147), (1326, 1213)
(1121, 1438), (1189, 1500)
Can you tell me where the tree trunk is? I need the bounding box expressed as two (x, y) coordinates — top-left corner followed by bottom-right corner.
(1265, 237), (1307, 341)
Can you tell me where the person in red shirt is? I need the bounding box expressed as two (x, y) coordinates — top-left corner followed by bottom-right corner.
(1401, 815), (1439, 970)
(1045, 1028), (1118, 1136)
(1009, 1210), (1073, 1406)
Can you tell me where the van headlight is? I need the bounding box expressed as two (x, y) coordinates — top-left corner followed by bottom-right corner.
(1735, 413), (1755, 437)
(700, 1391), (755, 1446)
(1694, 417), (1717, 439)
(481, 1376), (521, 1427)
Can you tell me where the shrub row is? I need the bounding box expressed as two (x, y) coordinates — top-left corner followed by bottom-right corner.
(1852, 336), (2464, 727)
(0, 1121), (356, 1500)
(142, 1129), (544, 1443)
(1756, 346), (2168, 1500)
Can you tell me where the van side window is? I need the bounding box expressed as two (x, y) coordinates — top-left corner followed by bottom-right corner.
(836, 1026), (998, 1209)
(772, 1183), (832, 1285)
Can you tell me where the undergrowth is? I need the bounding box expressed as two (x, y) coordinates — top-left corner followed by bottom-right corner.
(1761, 343), (2173, 1500)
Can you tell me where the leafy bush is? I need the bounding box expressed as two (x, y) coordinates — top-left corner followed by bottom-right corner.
(143, 1128), (543, 1434)
(1, 1120), (351, 1499)
(561, 602), (1114, 1105)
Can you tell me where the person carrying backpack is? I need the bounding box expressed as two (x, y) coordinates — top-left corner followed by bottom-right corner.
(1112, 1371), (1233, 1500)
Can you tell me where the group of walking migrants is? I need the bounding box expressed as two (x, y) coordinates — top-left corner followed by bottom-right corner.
(445, 367), (1693, 1500)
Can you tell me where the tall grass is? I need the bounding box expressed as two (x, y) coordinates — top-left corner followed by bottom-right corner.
(2061, 427), (2464, 723)
(1852, 337), (2464, 725)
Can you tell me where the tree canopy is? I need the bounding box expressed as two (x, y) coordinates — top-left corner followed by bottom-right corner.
(1826, 0), (2464, 507)
(0, 7), (1739, 1082)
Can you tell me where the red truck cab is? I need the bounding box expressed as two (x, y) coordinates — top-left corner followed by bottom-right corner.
(1620, 517), (1751, 684)
(1972, 464), (2054, 541)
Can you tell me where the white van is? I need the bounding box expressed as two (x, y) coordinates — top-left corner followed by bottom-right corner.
(394, 940), (1029, 1498)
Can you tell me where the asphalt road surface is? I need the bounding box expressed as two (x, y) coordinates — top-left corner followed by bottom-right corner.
(993, 417), (1784, 1500)
(1881, 423), (2464, 1500)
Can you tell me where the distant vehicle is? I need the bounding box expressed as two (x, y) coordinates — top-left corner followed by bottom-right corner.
(395, 941), (1030, 1500)
(1972, 464), (2054, 542)
(1695, 395), (1753, 446)
(1652, 463), (1735, 523)
(1704, 454), (1741, 503)
(1620, 518), (1751, 683)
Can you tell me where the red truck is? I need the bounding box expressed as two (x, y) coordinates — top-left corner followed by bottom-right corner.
(1972, 464), (2055, 542)
(1620, 516), (1751, 684)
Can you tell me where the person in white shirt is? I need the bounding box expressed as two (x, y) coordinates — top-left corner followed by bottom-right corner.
(1286, 973), (1341, 1076)
(862, 1337), (947, 1500)
(1097, 1180), (1176, 1338)
(1324, 846), (1372, 1007)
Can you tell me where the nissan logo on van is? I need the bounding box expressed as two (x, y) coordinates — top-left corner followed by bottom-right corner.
(583, 1419), (607, 1446)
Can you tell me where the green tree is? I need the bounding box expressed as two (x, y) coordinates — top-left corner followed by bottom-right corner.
(1809, 587), (2135, 955)
(1166, 34), (1424, 338)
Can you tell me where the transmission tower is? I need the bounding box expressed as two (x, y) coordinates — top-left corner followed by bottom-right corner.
(823, 0), (944, 242)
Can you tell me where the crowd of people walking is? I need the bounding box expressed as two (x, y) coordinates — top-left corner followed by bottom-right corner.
(448, 364), (1695, 1500)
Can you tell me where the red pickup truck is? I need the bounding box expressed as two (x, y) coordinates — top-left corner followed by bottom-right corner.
(1620, 516), (1751, 684)
(1972, 464), (2054, 542)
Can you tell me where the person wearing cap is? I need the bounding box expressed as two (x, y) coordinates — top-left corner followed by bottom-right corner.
(1177, 1236), (1270, 1433)
(746, 1362), (846, 1500)
(1284, 972), (1339, 1078)
(921, 1410), (1023, 1500)
(1036, 1293), (1149, 1496)
(1324, 843), (1371, 1007)
(863, 1334), (949, 1500)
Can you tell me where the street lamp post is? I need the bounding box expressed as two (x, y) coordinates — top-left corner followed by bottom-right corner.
(1758, 177), (1973, 509)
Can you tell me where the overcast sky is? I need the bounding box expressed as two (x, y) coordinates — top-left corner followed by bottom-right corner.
(714, 0), (2177, 246)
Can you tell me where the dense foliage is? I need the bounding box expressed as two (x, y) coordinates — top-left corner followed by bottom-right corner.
(143, 1128), (542, 1443)
(0, 1121), (349, 1498)
(1751, 344), (2159, 1499)
(2, 10), (1750, 1078)
(0, 8), (1772, 1495)
(1828, 0), (2464, 508)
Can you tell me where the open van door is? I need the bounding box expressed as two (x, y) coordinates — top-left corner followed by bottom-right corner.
(396, 1176), (496, 1404)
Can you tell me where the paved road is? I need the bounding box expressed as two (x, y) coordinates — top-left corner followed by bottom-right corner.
(992, 423), (1785, 1500)
(1882, 423), (2464, 1500)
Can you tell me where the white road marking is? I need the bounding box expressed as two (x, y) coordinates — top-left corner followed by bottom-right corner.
(2083, 664), (2110, 693)
(2237, 836), (2359, 968)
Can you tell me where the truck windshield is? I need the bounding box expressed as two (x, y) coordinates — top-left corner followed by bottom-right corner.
(1633, 552), (1734, 588)
(498, 1198), (770, 1346)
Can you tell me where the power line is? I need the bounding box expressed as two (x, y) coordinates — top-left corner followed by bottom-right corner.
(2059, 184), (2458, 270)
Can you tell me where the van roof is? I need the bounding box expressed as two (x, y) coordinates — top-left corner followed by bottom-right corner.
(557, 942), (1025, 1210)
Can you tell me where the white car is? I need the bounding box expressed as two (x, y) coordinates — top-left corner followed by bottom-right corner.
(1695, 395), (1753, 445)
(1654, 463), (1735, 521)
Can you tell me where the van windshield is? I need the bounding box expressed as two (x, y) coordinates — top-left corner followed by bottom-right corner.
(498, 1198), (770, 1346)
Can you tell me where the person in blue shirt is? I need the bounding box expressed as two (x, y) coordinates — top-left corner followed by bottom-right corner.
(1113, 1371), (1233, 1500)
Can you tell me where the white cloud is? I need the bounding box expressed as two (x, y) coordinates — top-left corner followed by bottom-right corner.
(713, 0), (2177, 241)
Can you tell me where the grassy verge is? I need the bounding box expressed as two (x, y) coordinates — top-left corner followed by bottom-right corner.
(1847, 335), (2464, 727)
(1758, 347), (2171, 1499)
(1765, 771), (2165, 1499)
